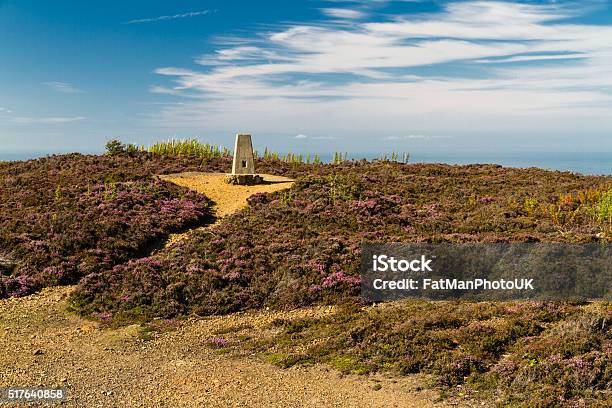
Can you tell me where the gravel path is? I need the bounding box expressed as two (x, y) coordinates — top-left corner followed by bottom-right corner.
(0, 287), (456, 407)
(159, 172), (294, 218)
(0, 173), (464, 407)
(159, 172), (294, 247)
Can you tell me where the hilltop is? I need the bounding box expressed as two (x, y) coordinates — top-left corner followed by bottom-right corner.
(0, 149), (610, 406)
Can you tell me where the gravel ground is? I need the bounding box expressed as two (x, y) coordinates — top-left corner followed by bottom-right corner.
(0, 287), (462, 407)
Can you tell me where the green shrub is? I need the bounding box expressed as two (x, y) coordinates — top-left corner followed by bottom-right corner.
(105, 139), (126, 156)
(593, 190), (612, 224)
(147, 139), (231, 158)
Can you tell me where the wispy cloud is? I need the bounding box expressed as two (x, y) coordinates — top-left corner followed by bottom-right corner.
(149, 1), (612, 136)
(44, 81), (83, 94)
(12, 116), (85, 124)
(320, 8), (367, 19)
(477, 54), (588, 64)
(127, 10), (216, 24)
(323, 0), (425, 4)
(294, 134), (308, 139)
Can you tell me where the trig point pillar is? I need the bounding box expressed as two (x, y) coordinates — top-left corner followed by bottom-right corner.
(225, 133), (264, 185)
(232, 133), (255, 175)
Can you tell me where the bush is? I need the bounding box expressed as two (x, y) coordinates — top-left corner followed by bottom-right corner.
(105, 139), (127, 156)
(594, 190), (612, 224)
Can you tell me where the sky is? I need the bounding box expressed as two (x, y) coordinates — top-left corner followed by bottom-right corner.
(1, 0), (612, 156)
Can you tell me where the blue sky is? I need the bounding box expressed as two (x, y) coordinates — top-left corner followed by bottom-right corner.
(1, 0), (612, 156)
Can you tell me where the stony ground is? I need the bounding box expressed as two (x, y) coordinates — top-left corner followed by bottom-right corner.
(0, 286), (463, 407)
(159, 172), (294, 247)
(0, 173), (471, 407)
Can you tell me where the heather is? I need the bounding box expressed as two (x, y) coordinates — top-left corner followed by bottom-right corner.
(0, 150), (313, 299)
(0, 153), (219, 298)
(72, 162), (611, 319)
(239, 301), (610, 406)
(3, 153), (611, 406)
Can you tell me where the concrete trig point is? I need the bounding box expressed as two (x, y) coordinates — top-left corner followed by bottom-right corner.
(224, 133), (264, 185)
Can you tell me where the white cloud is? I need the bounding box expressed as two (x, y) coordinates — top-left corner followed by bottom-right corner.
(294, 134), (308, 139)
(148, 1), (612, 137)
(44, 81), (83, 94)
(12, 116), (85, 124)
(127, 10), (215, 24)
(477, 53), (587, 64)
(320, 8), (367, 19)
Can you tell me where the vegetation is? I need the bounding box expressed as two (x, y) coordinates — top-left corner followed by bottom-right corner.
(378, 152), (410, 163)
(593, 190), (612, 226)
(145, 138), (328, 164)
(0, 153), (218, 298)
(539, 185), (612, 235)
(138, 138), (409, 165)
(72, 162), (610, 319)
(2, 143), (610, 406)
(147, 139), (232, 159)
(258, 148), (324, 164)
(234, 301), (610, 406)
(105, 139), (129, 156)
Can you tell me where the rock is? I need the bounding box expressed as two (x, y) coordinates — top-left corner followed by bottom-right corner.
(224, 174), (264, 186)
(33, 349), (44, 355)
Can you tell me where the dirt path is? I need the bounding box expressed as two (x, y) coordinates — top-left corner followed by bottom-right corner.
(159, 172), (294, 218)
(0, 173), (463, 407)
(0, 287), (454, 407)
(159, 172), (294, 247)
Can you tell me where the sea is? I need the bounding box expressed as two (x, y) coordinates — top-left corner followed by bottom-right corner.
(1, 150), (610, 176)
(323, 151), (611, 176)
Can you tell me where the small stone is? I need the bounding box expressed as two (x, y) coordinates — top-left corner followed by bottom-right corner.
(60, 378), (68, 383)
(33, 349), (44, 355)
(372, 384), (382, 391)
